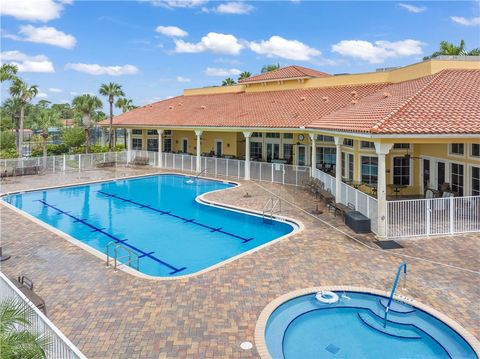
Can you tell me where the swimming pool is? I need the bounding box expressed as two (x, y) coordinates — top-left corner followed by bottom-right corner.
(2, 174), (297, 278)
(259, 288), (479, 359)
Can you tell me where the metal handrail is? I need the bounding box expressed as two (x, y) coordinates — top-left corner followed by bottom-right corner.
(262, 197), (281, 222)
(384, 263), (407, 327)
(106, 241), (140, 272)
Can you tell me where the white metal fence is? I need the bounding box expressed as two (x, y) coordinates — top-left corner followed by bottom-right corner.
(387, 196), (480, 238)
(0, 272), (86, 359)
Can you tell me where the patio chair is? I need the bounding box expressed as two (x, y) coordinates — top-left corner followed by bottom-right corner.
(12, 276), (47, 314)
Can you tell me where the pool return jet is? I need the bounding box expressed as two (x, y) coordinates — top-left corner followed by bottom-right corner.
(384, 263), (408, 327)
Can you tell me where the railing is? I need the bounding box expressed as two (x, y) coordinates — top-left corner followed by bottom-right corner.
(386, 195), (480, 238)
(106, 241), (140, 272)
(384, 263), (407, 327)
(262, 197), (281, 222)
(0, 272), (86, 359)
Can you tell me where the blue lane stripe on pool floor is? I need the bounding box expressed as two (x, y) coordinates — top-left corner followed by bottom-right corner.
(96, 190), (255, 243)
(36, 200), (187, 275)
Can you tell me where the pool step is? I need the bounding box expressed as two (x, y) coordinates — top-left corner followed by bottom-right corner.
(358, 312), (421, 340)
(379, 298), (416, 314)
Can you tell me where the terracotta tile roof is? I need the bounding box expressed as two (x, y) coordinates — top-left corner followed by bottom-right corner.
(309, 69), (480, 134)
(106, 83), (387, 129)
(238, 65), (331, 83)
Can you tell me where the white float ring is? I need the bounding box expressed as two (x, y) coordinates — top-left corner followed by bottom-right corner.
(315, 290), (339, 304)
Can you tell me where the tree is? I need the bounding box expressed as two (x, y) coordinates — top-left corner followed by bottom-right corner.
(261, 63), (280, 73)
(423, 40), (480, 60)
(62, 127), (85, 149)
(1, 98), (21, 131)
(99, 82), (124, 150)
(222, 78), (236, 86)
(238, 71), (251, 81)
(72, 94), (103, 153)
(0, 64), (18, 83)
(51, 103), (74, 120)
(115, 97), (136, 113)
(0, 297), (51, 358)
(32, 109), (61, 169)
(9, 79), (39, 157)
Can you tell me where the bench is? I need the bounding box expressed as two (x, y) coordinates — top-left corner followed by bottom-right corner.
(13, 166), (40, 176)
(11, 276), (46, 314)
(330, 202), (355, 218)
(130, 156), (149, 166)
(96, 161), (116, 168)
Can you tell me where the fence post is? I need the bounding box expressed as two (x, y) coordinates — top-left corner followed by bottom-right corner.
(52, 156), (55, 173)
(282, 164), (285, 184)
(259, 163), (262, 182)
(450, 196), (455, 234)
(271, 164), (274, 183)
(215, 157), (218, 176)
(63, 154), (66, 172)
(238, 160), (240, 178)
(182, 155), (184, 171)
(78, 154), (81, 172)
(226, 159), (229, 177)
(295, 167), (298, 186)
(426, 200), (431, 236)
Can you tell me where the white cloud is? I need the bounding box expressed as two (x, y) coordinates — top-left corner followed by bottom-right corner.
(65, 63), (139, 76)
(0, 0), (69, 22)
(450, 16), (480, 26)
(176, 76), (191, 82)
(148, 0), (208, 8)
(205, 67), (241, 76)
(0, 50), (55, 72)
(49, 87), (63, 92)
(331, 39), (424, 64)
(398, 3), (426, 13)
(155, 25), (188, 37)
(174, 32), (243, 55)
(7, 25), (76, 49)
(37, 92), (48, 98)
(215, 2), (254, 14)
(249, 36), (321, 61)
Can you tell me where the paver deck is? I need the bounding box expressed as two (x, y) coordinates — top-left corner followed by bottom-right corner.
(1, 168), (479, 358)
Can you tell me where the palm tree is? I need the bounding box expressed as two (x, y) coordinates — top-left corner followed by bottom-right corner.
(115, 97), (137, 148)
(32, 109), (61, 170)
(0, 64), (18, 83)
(423, 40), (480, 60)
(0, 297), (51, 358)
(222, 78), (236, 86)
(238, 71), (251, 81)
(261, 63), (280, 73)
(99, 82), (125, 150)
(9, 79), (39, 157)
(72, 94), (103, 153)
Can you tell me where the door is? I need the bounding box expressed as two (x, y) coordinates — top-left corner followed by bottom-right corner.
(215, 140), (223, 157)
(437, 162), (445, 190)
(296, 145), (306, 166)
(422, 159), (430, 191)
(266, 143), (280, 162)
(182, 139), (188, 153)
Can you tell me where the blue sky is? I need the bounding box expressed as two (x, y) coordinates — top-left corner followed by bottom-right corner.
(1, 0), (479, 113)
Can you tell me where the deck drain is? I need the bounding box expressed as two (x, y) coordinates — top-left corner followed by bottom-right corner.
(240, 341), (253, 350)
(325, 344), (340, 354)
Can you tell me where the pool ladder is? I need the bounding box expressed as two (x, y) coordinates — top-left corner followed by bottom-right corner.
(262, 197), (281, 222)
(384, 263), (407, 327)
(106, 241), (140, 272)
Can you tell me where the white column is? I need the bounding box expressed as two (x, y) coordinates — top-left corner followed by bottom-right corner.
(334, 136), (343, 203)
(243, 131), (252, 180)
(375, 142), (393, 239)
(195, 130), (203, 173)
(309, 133), (316, 177)
(157, 129), (164, 168)
(126, 128), (132, 163)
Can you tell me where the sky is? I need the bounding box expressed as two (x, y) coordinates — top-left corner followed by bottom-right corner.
(1, 0), (479, 113)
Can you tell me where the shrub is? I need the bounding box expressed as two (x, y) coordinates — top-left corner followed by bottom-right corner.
(62, 127), (85, 149)
(0, 131), (16, 151)
(31, 143), (69, 157)
(0, 149), (18, 159)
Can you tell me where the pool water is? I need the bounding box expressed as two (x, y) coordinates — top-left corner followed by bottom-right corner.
(3, 174), (295, 277)
(265, 291), (477, 359)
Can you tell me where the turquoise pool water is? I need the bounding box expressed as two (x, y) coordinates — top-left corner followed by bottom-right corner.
(265, 291), (477, 359)
(3, 174), (295, 277)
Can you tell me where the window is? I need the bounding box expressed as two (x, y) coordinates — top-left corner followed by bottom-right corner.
(316, 135), (334, 142)
(393, 157), (410, 185)
(472, 166), (480, 196)
(393, 143), (410, 149)
(132, 138), (142, 150)
(471, 144), (480, 158)
(283, 133), (293, 139)
(283, 144), (293, 163)
(164, 130), (172, 135)
(343, 139), (354, 147)
(132, 129), (142, 135)
(451, 163), (464, 196)
(147, 138), (158, 152)
(361, 156), (378, 184)
(450, 143), (464, 155)
(317, 147), (336, 165)
(266, 132), (280, 138)
(252, 132), (262, 138)
(342, 152), (354, 180)
(250, 142), (262, 160)
(164, 138), (172, 152)
(360, 141), (375, 149)
(182, 139), (188, 153)
(147, 130), (158, 135)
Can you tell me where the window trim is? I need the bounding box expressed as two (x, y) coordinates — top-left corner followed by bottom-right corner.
(450, 161), (465, 196)
(391, 156), (412, 186)
(359, 155), (378, 185)
(449, 143), (465, 158)
(468, 143), (480, 160)
(470, 165), (480, 196)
